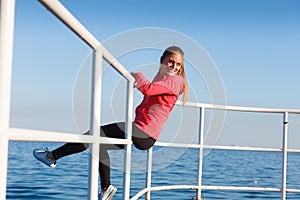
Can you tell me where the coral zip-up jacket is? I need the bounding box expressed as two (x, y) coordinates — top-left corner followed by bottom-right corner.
(133, 72), (185, 140)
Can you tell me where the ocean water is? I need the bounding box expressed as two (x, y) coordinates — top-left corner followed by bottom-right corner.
(6, 142), (300, 199)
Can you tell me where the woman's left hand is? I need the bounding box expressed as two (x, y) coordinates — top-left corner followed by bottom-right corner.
(130, 72), (138, 87)
(130, 72), (136, 77)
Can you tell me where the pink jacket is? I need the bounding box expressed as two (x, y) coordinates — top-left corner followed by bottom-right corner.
(133, 72), (185, 140)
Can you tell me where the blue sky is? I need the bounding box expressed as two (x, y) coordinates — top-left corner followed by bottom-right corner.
(10, 0), (300, 148)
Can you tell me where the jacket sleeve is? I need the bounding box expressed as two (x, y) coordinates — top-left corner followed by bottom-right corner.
(134, 72), (184, 97)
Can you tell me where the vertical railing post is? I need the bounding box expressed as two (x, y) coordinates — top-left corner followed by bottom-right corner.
(281, 112), (288, 200)
(145, 147), (153, 200)
(88, 48), (102, 200)
(0, 0), (15, 199)
(123, 80), (134, 200)
(196, 107), (205, 200)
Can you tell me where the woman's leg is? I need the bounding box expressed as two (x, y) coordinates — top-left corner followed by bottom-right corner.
(50, 122), (155, 190)
(131, 124), (156, 150)
(51, 122), (127, 161)
(51, 132), (89, 160)
(98, 122), (126, 190)
(99, 123), (156, 189)
(48, 123), (124, 190)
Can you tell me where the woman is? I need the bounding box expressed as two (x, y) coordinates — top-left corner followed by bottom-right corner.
(33, 46), (188, 200)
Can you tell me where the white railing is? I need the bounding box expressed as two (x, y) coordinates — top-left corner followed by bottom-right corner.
(1, 0), (134, 200)
(1, 0), (300, 200)
(130, 103), (300, 200)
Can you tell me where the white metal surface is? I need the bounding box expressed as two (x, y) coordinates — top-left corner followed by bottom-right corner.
(179, 101), (300, 114)
(146, 148), (153, 200)
(87, 49), (102, 200)
(131, 108), (300, 200)
(0, 0), (15, 199)
(8, 128), (131, 144)
(196, 107), (205, 199)
(123, 80), (135, 200)
(131, 183), (300, 200)
(155, 142), (282, 152)
(281, 112), (288, 200)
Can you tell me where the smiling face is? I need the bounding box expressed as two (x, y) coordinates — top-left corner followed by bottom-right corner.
(159, 52), (184, 76)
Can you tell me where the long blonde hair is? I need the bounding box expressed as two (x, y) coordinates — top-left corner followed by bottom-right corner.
(160, 46), (188, 106)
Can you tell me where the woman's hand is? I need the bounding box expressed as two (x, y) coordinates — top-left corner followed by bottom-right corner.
(130, 72), (136, 77)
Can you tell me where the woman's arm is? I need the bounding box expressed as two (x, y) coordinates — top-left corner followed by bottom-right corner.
(131, 72), (184, 97)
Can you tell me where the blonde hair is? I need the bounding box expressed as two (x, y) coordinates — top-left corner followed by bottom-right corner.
(160, 46), (188, 106)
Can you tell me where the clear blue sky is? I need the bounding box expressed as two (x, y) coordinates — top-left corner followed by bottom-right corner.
(10, 0), (300, 148)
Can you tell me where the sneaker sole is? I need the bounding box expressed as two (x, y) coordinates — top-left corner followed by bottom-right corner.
(106, 188), (117, 200)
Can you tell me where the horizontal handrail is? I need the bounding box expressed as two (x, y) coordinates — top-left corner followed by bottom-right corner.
(155, 142), (300, 153)
(38, 0), (135, 83)
(131, 184), (300, 200)
(134, 103), (300, 200)
(8, 128), (300, 153)
(155, 142), (283, 152)
(177, 101), (300, 114)
(7, 128), (132, 145)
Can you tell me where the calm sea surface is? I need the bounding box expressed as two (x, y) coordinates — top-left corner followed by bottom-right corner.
(6, 142), (300, 199)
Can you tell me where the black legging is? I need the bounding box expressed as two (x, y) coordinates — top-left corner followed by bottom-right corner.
(51, 122), (155, 189)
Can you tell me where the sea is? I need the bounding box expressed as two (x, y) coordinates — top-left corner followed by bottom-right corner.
(6, 141), (300, 200)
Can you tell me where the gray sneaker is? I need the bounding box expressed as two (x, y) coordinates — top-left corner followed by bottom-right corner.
(99, 185), (117, 200)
